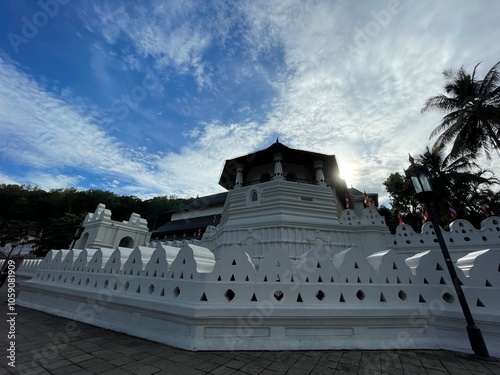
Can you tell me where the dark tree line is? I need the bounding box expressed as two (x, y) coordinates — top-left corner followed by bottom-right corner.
(0, 185), (190, 254)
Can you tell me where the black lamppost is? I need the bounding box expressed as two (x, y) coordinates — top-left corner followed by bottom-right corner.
(71, 225), (85, 250)
(405, 155), (490, 358)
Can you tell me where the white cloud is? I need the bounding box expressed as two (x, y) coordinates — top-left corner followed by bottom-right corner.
(23, 172), (84, 191)
(0, 56), (272, 198)
(0, 58), (136, 173)
(82, 1), (236, 88)
(0, 172), (20, 186)
(0, 169), (83, 191)
(156, 121), (271, 197)
(0, 58), (190, 197)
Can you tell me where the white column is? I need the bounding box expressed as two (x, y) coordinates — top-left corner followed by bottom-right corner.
(235, 165), (244, 188)
(273, 153), (284, 180)
(314, 160), (326, 185)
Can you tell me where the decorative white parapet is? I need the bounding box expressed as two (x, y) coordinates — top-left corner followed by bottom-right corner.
(390, 216), (500, 259)
(15, 259), (44, 278)
(17, 240), (500, 356)
(339, 209), (500, 261)
(339, 208), (388, 227)
(455, 249), (500, 311)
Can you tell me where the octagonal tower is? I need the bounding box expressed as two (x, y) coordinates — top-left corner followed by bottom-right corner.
(203, 140), (371, 265)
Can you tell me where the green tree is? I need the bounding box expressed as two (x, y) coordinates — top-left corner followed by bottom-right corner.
(422, 61), (500, 160)
(417, 145), (498, 225)
(382, 172), (419, 229)
(37, 213), (85, 255)
(0, 184), (196, 253)
(383, 172), (414, 211)
(142, 195), (191, 230)
(383, 147), (499, 232)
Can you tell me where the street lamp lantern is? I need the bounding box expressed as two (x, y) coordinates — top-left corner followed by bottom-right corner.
(405, 154), (434, 201)
(405, 155), (490, 358)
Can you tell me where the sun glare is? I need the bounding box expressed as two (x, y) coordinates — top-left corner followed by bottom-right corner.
(338, 161), (355, 187)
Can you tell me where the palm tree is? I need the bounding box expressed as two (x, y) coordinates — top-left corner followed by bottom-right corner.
(422, 61), (500, 161)
(417, 145), (498, 223)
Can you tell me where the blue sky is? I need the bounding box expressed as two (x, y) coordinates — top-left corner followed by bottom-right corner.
(1, 1), (499, 204)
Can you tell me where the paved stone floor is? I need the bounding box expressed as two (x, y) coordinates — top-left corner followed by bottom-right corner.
(1, 282), (499, 375)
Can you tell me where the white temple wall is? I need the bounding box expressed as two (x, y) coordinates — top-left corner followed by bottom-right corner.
(207, 181), (362, 264)
(205, 206), (394, 265)
(13, 197), (500, 355)
(207, 212), (499, 266)
(73, 204), (150, 250)
(15, 259), (43, 277)
(85, 222), (115, 248)
(17, 241), (500, 355)
(222, 181), (341, 226)
(389, 217), (500, 259)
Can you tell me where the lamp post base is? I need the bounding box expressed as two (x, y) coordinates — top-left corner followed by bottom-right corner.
(467, 325), (490, 358)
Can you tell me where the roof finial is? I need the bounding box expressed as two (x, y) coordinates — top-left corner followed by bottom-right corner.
(276, 137), (279, 143)
(408, 154), (415, 165)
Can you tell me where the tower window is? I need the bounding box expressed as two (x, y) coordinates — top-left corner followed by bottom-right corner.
(246, 187), (262, 206)
(251, 190), (258, 201)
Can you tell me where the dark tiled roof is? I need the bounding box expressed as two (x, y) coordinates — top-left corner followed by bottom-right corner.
(219, 141), (341, 190)
(348, 187), (364, 196)
(153, 214), (220, 234)
(181, 192), (228, 210)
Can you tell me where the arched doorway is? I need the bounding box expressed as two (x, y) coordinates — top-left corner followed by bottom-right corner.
(119, 236), (134, 248)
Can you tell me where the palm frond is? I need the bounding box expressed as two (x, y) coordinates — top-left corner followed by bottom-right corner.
(471, 62), (482, 82)
(421, 95), (462, 113)
(480, 60), (500, 96)
(429, 112), (463, 139)
(424, 60), (500, 162)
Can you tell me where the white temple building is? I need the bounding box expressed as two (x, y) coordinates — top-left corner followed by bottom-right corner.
(16, 141), (500, 356)
(72, 203), (150, 250)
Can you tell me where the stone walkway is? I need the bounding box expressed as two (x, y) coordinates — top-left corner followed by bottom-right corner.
(1, 283), (499, 375)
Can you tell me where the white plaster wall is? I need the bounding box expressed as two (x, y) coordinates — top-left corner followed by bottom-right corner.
(389, 217), (500, 259)
(210, 180), (354, 264)
(14, 193), (500, 356)
(73, 204), (150, 250)
(17, 242), (500, 356)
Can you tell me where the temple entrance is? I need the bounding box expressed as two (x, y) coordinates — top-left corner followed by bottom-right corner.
(119, 236), (134, 248)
